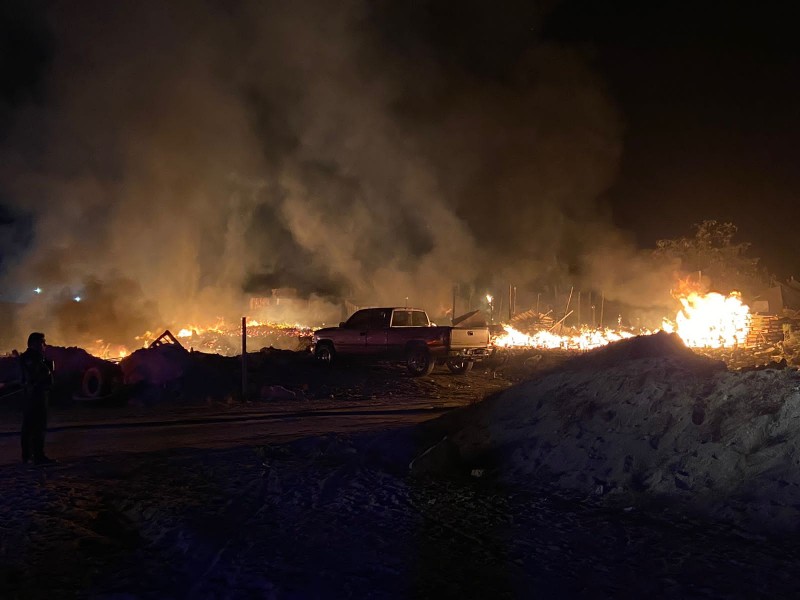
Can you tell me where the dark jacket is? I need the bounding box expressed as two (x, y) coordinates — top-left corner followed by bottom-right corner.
(20, 348), (53, 398)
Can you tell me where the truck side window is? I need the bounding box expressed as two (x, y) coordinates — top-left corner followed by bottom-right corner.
(411, 311), (429, 326)
(392, 311), (411, 326)
(370, 310), (391, 328)
(346, 310), (373, 329)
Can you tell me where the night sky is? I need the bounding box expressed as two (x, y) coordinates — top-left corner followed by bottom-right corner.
(542, 1), (800, 277)
(1, 1), (799, 343)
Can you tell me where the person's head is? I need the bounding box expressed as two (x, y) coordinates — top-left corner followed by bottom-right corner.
(27, 332), (46, 352)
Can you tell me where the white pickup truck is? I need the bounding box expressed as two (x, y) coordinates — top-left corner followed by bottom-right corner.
(311, 307), (491, 376)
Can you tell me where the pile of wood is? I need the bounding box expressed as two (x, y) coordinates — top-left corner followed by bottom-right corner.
(746, 314), (783, 348)
(509, 309), (555, 330)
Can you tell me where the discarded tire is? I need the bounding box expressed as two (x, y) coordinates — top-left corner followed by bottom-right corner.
(81, 366), (104, 398)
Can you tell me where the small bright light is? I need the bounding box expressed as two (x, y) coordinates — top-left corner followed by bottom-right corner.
(74, 296), (81, 302)
(486, 294), (493, 304)
(34, 288), (42, 294)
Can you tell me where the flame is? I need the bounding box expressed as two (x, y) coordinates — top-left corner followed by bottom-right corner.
(662, 291), (750, 348)
(76, 318), (313, 360)
(74, 290), (752, 360)
(493, 325), (636, 350)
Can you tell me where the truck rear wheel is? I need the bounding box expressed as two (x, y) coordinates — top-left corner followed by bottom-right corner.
(406, 347), (435, 377)
(446, 359), (474, 374)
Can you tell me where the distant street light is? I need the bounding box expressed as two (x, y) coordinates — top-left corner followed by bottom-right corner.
(74, 296), (81, 302)
(34, 288), (42, 294)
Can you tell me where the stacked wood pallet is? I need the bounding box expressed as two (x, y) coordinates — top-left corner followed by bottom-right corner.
(746, 314), (783, 348)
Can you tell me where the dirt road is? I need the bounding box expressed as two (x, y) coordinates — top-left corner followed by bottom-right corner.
(0, 405), (456, 466)
(0, 358), (519, 465)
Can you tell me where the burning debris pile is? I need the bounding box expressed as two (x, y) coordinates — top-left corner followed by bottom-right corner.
(489, 290), (800, 369)
(83, 320), (314, 360)
(493, 290), (751, 352)
(661, 291), (750, 348)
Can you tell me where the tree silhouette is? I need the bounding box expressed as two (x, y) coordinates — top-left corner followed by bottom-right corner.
(653, 220), (773, 296)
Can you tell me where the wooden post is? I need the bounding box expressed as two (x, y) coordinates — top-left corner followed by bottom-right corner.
(562, 286), (574, 333)
(513, 286), (517, 318)
(452, 283), (457, 325)
(241, 316), (247, 401)
(588, 292), (593, 326)
(497, 292), (504, 324)
(577, 291), (582, 326)
(600, 293), (605, 328)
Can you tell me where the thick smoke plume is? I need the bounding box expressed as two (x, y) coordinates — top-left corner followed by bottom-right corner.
(0, 0), (674, 350)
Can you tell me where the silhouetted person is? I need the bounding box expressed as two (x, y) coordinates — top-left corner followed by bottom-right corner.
(20, 332), (55, 465)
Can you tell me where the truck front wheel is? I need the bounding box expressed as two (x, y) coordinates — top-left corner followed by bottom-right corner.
(406, 347), (435, 377)
(446, 359), (474, 374)
(315, 342), (335, 365)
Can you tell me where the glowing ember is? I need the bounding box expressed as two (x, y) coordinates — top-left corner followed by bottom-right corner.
(493, 325), (636, 351)
(662, 291), (750, 348)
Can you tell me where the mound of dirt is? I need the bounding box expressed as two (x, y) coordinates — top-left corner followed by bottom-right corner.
(561, 330), (724, 372)
(405, 333), (800, 534)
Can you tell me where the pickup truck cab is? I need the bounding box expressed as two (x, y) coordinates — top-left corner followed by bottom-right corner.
(312, 307), (490, 376)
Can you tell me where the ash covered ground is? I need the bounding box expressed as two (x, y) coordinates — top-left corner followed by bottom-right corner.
(3, 335), (800, 598)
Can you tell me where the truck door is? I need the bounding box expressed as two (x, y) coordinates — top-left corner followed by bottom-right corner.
(384, 310), (418, 358)
(337, 309), (374, 355)
(365, 309), (391, 356)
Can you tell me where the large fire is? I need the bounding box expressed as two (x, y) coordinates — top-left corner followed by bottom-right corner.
(492, 290), (751, 351)
(78, 290), (752, 360)
(493, 325), (636, 351)
(662, 291), (751, 349)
